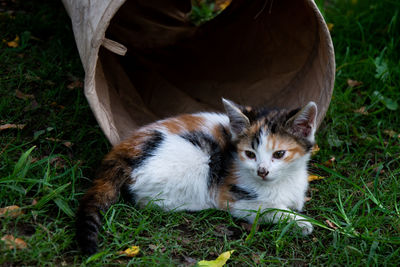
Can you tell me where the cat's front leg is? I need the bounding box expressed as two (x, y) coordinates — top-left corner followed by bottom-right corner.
(232, 202), (313, 235)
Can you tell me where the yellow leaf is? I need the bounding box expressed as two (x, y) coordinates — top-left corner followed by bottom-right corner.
(327, 23), (334, 31)
(7, 35), (20, 48)
(308, 174), (325, 182)
(198, 250), (234, 267)
(119, 246), (140, 257)
(311, 144), (320, 155)
(0, 205), (24, 218)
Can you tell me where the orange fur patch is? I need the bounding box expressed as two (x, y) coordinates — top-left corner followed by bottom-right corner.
(161, 114), (205, 134)
(217, 172), (238, 210)
(268, 135), (306, 162)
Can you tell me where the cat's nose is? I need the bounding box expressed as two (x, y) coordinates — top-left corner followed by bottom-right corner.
(257, 167), (269, 178)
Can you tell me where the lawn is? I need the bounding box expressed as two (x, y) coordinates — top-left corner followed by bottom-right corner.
(1, 0), (399, 266)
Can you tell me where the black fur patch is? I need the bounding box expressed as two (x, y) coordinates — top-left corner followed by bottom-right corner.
(125, 130), (164, 169)
(120, 184), (136, 204)
(229, 185), (257, 200)
(180, 130), (235, 188)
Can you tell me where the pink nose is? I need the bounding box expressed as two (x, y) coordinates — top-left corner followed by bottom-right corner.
(257, 167), (269, 178)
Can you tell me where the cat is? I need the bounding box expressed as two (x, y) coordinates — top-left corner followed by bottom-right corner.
(76, 98), (317, 255)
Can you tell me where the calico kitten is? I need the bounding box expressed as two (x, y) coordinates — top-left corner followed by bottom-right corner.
(76, 98), (317, 255)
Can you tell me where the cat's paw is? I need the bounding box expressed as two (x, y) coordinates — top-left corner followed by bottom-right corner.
(296, 219), (313, 235)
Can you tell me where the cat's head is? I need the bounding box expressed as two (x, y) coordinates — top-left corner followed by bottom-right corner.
(222, 98), (317, 182)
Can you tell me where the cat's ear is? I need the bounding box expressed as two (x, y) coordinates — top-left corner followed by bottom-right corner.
(222, 98), (250, 139)
(286, 101), (318, 142)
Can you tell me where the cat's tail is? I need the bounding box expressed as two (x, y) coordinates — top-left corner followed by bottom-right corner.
(76, 152), (133, 255)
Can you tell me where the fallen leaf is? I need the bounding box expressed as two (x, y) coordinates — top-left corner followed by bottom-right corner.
(182, 255), (197, 267)
(31, 199), (38, 206)
(354, 106), (368, 115)
(67, 80), (83, 90)
(384, 129), (400, 138)
(325, 219), (338, 230)
(23, 99), (39, 112)
(25, 74), (41, 81)
(347, 79), (363, 87)
(15, 89), (34, 100)
(304, 197), (312, 202)
(311, 144), (320, 155)
(176, 236), (191, 245)
(0, 123), (25, 131)
(323, 157), (336, 167)
(63, 141), (73, 148)
(198, 250), (234, 267)
(118, 245), (140, 257)
(327, 23), (334, 31)
(251, 253), (261, 264)
(1, 235), (27, 249)
(308, 174), (325, 182)
(6, 35), (19, 48)
(0, 205), (24, 218)
(241, 222), (258, 232)
(50, 102), (65, 110)
(49, 157), (66, 169)
(148, 244), (157, 251)
(215, 0), (232, 11)
(45, 137), (62, 142)
(214, 225), (234, 237)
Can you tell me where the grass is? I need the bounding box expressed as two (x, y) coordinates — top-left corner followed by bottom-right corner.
(1, 0), (399, 265)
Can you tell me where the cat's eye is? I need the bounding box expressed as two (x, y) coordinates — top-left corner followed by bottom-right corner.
(272, 150), (286, 159)
(245, 150), (256, 159)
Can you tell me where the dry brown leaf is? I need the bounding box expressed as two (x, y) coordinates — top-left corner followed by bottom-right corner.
(311, 144), (320, 155)
(45, 137), (62, 142)
(304, 197), (312, 202)
(214, 225), (233, 237)
(49, 157), (66, 169)
(241, 222), (258, 232)
(1, 235), (27, 249)
(67, 80), (83, 90)
(0, 123), (25, 131)
(384, 129), (400, 138)
(323, 157), (336, 167)
(25, 74), (41, 81)
(15, 89), (34, 100)
(354, 106), (368, 115)
(308, 174), (325, 182)
(63, 141), (73, 148)
(176, 236), (191, 245)
(31, 199), (38, 206)
(0, 205), (24, 218)
(6, 35), (19, 48)
(23, 99), (39, 112)
(325, 219), (338, 230)
(182, 255), (197, 267)
(148, 244), (157, 251)
(251, 253), (261, 264)
(347, 79), (363, 87)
